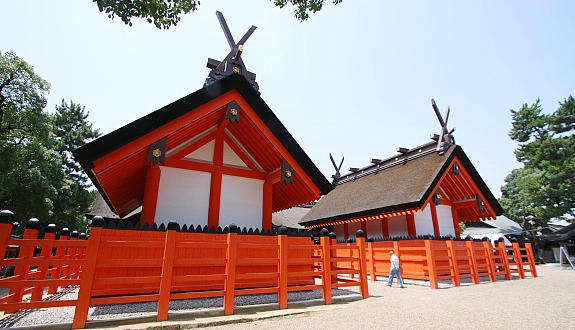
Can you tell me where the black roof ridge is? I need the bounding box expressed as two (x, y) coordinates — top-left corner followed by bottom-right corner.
(335, 140), (440, 185)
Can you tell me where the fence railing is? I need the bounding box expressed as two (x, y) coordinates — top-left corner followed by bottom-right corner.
(362, 237), (537, 289)
(0, 211), (368, 329)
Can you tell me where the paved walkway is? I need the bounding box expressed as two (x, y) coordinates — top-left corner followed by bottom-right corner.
(207, 264), (575, 330)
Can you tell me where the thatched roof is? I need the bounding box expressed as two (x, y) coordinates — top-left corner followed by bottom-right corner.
(272, 205), (313, 229)
(300, 145), (502, 226)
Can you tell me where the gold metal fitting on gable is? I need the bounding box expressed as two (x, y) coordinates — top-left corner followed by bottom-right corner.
(152, 149), (162, 158)
(230, 108), (238, 116)
(232, 66), (240, 73)
(285, 170), (292, 178)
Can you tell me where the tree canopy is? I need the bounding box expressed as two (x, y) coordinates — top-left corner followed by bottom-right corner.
(0, 51), (100, 233)
(94, 0), (343, 29)
(500, 96), (575, 229)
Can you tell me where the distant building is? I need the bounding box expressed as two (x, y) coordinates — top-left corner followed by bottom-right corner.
(299, 138), (504, 240)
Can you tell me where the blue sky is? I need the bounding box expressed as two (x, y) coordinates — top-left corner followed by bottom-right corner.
(2, 1), (574, 199)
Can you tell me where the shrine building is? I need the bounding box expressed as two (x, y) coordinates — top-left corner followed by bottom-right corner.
(299, 104), (504, 240)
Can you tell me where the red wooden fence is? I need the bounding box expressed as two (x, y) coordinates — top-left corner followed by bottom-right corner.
(0, 212), (368, 329)
(363, 237), (537, 289)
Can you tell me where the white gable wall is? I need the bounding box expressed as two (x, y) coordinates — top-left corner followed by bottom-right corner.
(388, 215), (408, 237)
(155, 167), (210, 227)
(333, 224), (345, 241)
(415, 204), (434, 236)
(219, 175), (263, 229)
(154, 167), (264, 230)
(437, 205), (455, 236)
(366, 219), (383, 238)
(184, 140), (215, 163)
(348, 221), (362, 240)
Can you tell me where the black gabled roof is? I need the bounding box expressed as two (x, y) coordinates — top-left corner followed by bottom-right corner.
(73, 74), (332, 195)
(539, 223), (575, 242)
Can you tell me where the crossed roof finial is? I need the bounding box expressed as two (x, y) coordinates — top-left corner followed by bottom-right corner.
(431, 99), (456, 155)
(204, 11), (259, 92)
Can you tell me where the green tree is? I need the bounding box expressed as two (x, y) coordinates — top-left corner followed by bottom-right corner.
(53, 100), (101, 188)
(1, 51), (99, 233)
(95, 0), (343, 29)
(0, 51), (58, 227)
(502, 97), (575, 230)
(50, 100), (101, 231)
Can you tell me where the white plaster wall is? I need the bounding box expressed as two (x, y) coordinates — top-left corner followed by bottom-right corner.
(387, 215), (408, 237)
(155, 167), (210, 227)
(333, 224), (345, 241)
(366, 219), (383, 239)
(347, 222), (362, 240)
(184, 140), (214, 162)
(437, 205), (455, 236)
(222, 142), (248, 168)
(219, 175), (263, 230)
(415, 204), (434, 236)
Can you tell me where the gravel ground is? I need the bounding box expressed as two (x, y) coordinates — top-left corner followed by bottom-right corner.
(208, 264), (575, 330)
(1, 264), (573, 329)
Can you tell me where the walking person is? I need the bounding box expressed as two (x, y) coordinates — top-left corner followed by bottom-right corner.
(388, 250), (405, 288)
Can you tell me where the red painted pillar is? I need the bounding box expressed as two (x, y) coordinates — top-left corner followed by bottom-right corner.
(451, 207), (461, 237)
(381, 217), (389, 238)
(141, 164), (161, 226)
(207, 169), (223, 230)
(406, 213), (416, 237)
(262, 181), (273, 231)
(430, 203), (441, 237)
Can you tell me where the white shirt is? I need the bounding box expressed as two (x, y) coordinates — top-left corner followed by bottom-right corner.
(390, 254), (400, 270)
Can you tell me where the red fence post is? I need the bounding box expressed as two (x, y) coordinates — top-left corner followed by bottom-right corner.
(446, 240), (461, 286)
(482, 239), (497, 282)
(157, 222), (180, 322)
(497, 240), (511, 280)
(525, 242), (538, 277)
(424, 240), (439, 289)
(69, 231), (80, 280)
(278, 226), (288, 309)
(31, 224), (58, 301)
(0, 210), (15, 271)
(6, 218), (40, 314)
(511, 241), (526, 279)
(49, 228), (70, 294)
(465, 240), (480, 284)
(72, 217), (105, 329)
(320, 228), (333, 305)
(356, 230), (369, 298)
(224, 224), (238, 315)
(367, 238), (376, 281)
